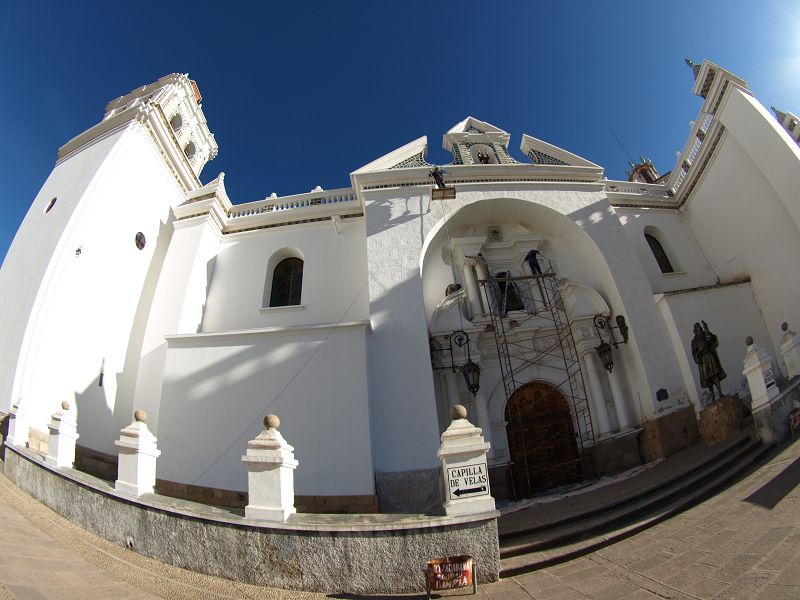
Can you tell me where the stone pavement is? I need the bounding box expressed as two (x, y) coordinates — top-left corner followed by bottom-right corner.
(1, 435), (799, 600)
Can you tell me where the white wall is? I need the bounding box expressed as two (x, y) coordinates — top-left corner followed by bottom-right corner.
(615, 207), (717, 293)
(0, 128), (126, 414)
(656, 282), (771, 410)
(685, 88), (800, 355)
(156, 325), (374, 495)
(201, 218), (369, 333)
(5, 124), (186, 453)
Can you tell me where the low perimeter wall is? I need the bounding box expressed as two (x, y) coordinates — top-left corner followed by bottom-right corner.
(4, 446), (499, 594)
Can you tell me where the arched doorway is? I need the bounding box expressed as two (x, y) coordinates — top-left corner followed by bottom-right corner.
(505, 381), (582, 498)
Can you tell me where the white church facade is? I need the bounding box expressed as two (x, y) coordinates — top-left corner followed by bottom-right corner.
(2, 60), (800, 513)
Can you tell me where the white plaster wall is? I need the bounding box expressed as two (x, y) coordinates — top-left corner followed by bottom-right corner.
(156, 326), (373, 495)
(685, 89), (800, 355)
(16, 125), (186, 453)
(201, 218), (368, 333)
(365, 189), (445, 473)
(0, 128), (126, 413)
(615, 208), (717, 293)
(655, 283), (771, 409)
(131, 215), (222, 433)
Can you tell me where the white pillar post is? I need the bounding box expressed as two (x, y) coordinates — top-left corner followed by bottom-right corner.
(242, 414), (298, 522)
(581, 352), (612, 436)
(438, 405), (495, 516)
(45, 401), (79, 468)
(780, 322), (800, 380)
(743, 336), (780, 410)
(5, 398), (28, 447)
(473, 255), (490, 316)
(115, 410), (161, 497)
(606, 368), (631, 430)
(461, 259), (482, 319)
(473, 391), (493, 457)
(445, 370), (462, 412)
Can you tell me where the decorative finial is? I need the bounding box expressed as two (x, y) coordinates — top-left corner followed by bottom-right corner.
(61, 401), (70, 411)
(134, 409), (147, 423)
(685, 58), (694, 67)
(745, 336), (754, 346)
(264, 414), (280, 429)
(450, 405), (467, 420)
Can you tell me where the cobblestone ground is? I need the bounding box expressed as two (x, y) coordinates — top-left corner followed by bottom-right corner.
(1, 435), (799, 599)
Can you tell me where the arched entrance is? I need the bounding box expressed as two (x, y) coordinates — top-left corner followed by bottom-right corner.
(505, 381), (582, 498)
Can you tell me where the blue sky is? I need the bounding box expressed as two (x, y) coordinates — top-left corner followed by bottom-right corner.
(2, 1), (800, 261)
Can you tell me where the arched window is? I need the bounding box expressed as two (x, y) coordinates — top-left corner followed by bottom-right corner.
(644, 233), (674, 274)
(269, 257), (303, 307)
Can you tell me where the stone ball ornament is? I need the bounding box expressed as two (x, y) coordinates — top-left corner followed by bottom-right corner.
(264, 414), (280, 429)
(61, 401), (70, 411)
(450, 404), (467, 420)
(134, 409), (148, 423)
(745, 336), (754, 346)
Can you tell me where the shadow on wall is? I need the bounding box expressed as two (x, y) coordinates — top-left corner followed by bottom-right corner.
(366, 195), (431, 239)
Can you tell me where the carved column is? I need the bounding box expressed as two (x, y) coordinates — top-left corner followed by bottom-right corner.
(473, 391), (493, 457)
(461, 259), (482, 319)
(473, 256), (490, 316)
(581, 352), (612, 436)
(606, 369), (631, 430)
(445, 370), (462, 411)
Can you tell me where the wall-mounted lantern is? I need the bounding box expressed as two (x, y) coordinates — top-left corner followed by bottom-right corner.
(593, 315), (630, 372)
(447, 330), (481, 395)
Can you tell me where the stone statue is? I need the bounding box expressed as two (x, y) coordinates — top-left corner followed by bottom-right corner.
(691, 320), (726, 401)
(429, 166), (446, 189)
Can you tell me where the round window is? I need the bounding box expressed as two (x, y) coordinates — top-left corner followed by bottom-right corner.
(135, 232), (146, 250)
(44, 197), (57, 214)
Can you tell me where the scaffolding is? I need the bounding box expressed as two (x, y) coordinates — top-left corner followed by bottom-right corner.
(478, 258), (595, 497)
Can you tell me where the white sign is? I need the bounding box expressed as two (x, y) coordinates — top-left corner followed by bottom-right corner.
(447, 461), (489, 501)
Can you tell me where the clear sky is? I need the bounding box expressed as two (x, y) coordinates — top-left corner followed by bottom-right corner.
(2, 1), (800, 261)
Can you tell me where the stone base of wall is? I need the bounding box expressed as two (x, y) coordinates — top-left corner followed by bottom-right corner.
(75, 445), (118, 481)
(638, 406), (700, 463)
(295, 494), (379, 514)
(27, 427), (48, 454)
(587, 429), (643, 477)
(375, 467), (442, 514)
(0, 412), (7, 460)
(488, 465), (512, 501)
(698, 395), (746, 445)
(753, 379), (800, 445)
(4, 446), (499, 593)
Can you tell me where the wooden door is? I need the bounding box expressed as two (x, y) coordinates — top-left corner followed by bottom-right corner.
(505, 381), (582, 498)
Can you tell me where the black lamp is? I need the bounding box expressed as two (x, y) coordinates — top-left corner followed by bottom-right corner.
(596, 340), (614, 372)
(463, 360), (481, 394)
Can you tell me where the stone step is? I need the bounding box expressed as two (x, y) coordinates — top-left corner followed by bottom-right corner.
(499, 430), (753, 541)
(499, 440), (774, 578)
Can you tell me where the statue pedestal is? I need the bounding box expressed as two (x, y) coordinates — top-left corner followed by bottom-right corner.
(698, 395), (744, 445)
(45, 402), (79, 468)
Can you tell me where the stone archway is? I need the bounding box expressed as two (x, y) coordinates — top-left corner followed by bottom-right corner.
(505, 381), (582, 498)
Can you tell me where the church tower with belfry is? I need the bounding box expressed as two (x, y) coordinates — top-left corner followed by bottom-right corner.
(0, 74), (217, 455)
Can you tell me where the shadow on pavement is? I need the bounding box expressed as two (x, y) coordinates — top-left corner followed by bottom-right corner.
(744, 456), (800, 509)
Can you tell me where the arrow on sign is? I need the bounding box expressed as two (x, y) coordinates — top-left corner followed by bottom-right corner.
(453, 485), (487, 497)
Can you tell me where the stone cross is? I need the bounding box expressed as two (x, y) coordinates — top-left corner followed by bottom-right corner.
(114, 410), (161, 497)
(242, 414), (298, 522)
(45, 401), (79, 469)
(437, 405), (495, 516)
(742, 336), (780, 411)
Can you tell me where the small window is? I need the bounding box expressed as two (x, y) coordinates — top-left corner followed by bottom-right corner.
(43, 197), (57, 214)
(135, 232), (146, 250)
(644, 233), (674, 273)
(184, 142), (196, 159)
(269, 257), (303, 307)
(170, 113), (183, 131)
